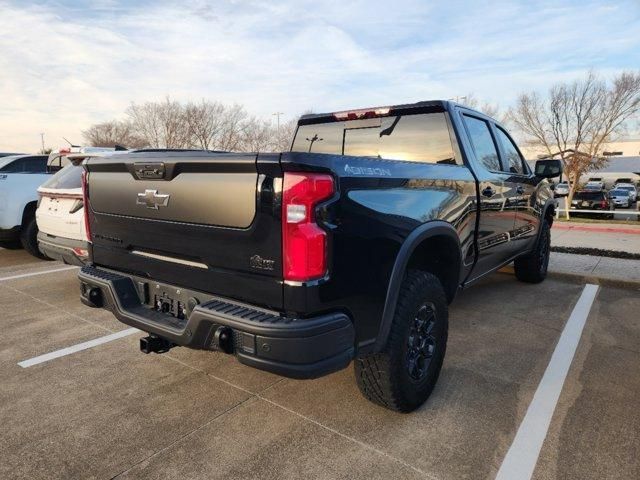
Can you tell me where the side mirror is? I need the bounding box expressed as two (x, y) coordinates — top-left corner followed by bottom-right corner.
(534, 159), (563, 179)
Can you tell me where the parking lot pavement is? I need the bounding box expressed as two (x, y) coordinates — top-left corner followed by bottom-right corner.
(1, 252), (639, 479)
(552, 222), (640, 254)
(0, 247), (63, 275)
(533, 285), (640, 480)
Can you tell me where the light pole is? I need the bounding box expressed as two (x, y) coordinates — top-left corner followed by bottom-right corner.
(40, 132), (45, 153)
(448, 96), (467, 104)
(272, 112), (284, 132)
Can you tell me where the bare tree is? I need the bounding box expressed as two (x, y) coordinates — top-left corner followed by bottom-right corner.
(84, 101), (303, 154)
(509, 71), (640, 217)
(461, 94), (505, 123)
(217, 104), (249, 151)
(272, 118), (297, 152)
(239, 117), (275, 152)
(82, 120), (147, 149)
(126, 97), (191, 149)
(184, 100), (227, 150)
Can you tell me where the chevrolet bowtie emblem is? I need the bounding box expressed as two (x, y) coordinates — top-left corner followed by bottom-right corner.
(136, 189), (170, 209)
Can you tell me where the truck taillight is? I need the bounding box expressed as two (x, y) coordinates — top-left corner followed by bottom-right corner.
(81, 170), (92, 242)
(282, 172), (334, 281)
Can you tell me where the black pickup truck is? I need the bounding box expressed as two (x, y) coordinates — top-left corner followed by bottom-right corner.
(78, 100), (561, 412)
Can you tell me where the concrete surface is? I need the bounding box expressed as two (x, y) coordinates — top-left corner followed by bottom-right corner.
(548, 252), (640, 288)
(1, 249), (639, 479)
(533, 286), (640, 480)
(552, 222), (640, 254)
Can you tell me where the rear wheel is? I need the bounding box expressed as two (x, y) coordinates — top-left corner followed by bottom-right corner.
(20, 216), (50, 260)
(354, 270), (448, 412)
(514, 218), (550, 283)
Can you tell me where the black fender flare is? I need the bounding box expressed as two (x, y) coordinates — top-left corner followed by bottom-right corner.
(371, 221), (462, 353)
(535, 198), (556, 243)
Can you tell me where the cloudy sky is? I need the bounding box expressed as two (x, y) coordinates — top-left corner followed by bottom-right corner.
(1, 0), (639, 152)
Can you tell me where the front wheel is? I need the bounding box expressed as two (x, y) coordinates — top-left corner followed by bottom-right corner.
(354, 270), (448, 412)
(514, 218), (551, 283)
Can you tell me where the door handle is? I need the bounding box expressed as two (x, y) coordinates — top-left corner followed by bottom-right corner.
(481, 186), (495, 198)
(516, 185), (524, 194)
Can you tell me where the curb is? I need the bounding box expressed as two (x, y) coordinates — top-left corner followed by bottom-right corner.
(553, 224), (640, 235)
(550, 246), (640, 260)
(499, 266), (640, 291)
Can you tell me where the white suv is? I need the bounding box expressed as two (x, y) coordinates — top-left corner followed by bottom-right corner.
(0, 154), (51, 258)
(36, 149), (127, 265)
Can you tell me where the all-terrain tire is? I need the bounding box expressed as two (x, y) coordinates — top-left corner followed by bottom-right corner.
(354, 270), (448, 412)
(514, 218), (551, 283)
(20, 216), (49, 260)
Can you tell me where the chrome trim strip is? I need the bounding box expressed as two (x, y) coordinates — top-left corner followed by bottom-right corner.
(130, 250), (208, 269)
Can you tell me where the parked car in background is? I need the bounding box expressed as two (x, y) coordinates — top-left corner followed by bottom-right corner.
(613, 183), (637, 202)
(584, 181), (605, 192)
(570, 190), (614, 218)
(36, 149), (122, 265)
(554, 181), (570, 197)
(0, 152), (24, 158)
(0, 154), (51, 257)
(609, 188), (632, 208)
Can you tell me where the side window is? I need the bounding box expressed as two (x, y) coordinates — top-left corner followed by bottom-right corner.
(495, 127), (525, 174)
(24, 157), (47, 173)
(463, 115), (501, 171)
(1, 158), (27, 173)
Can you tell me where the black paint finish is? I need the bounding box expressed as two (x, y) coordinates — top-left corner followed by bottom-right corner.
(82, 101), (555, 362)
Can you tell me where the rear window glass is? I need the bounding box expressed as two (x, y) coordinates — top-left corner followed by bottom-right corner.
(40, 163), (83, 189)
(291, 113), (458, 165)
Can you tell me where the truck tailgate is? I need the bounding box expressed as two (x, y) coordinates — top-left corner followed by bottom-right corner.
(86, 152), (283, 310)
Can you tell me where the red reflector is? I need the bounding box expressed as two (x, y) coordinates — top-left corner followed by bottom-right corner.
(81, 170), (92, 242)
(72, 247), (89, 258)
(282, 172), (334, 281)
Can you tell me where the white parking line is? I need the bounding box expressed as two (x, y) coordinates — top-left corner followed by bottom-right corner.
(495, 283), (599, 480)
(0, 266), (78, 282)
(18, 328), (139, 368)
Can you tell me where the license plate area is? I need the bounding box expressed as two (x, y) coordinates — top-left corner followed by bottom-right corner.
(152, 292), (186, 320)
(133, 278), (215, 321)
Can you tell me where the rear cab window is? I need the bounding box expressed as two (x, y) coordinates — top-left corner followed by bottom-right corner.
(291, 112), (460, 165)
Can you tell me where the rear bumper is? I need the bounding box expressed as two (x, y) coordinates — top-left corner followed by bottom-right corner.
(78, 265), (355, 379)
(38, 232), (88, 266)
